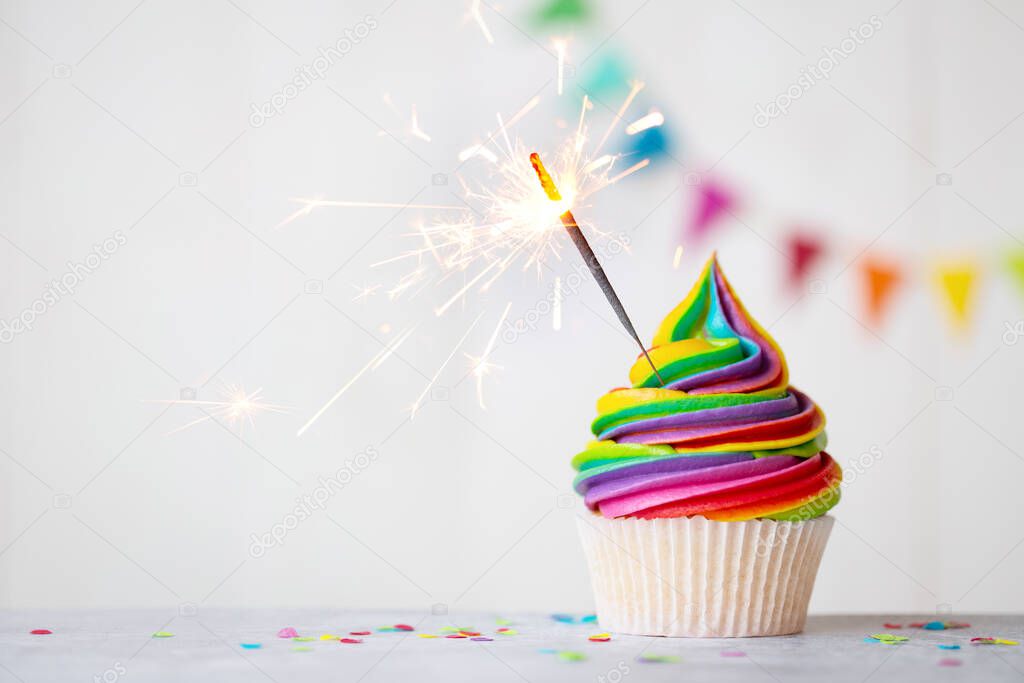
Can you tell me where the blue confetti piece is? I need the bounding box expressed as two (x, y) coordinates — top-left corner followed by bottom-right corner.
(938, 644), (961, 650)
(581, 615), (597, 624)
(551, 614), (575, 624)
(924, 621), (945, 630)
(240, 643), (262, 650)
(538, 648), (558, 654)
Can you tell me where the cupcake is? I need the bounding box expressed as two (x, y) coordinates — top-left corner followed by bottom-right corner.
(573, 255), (841, 637)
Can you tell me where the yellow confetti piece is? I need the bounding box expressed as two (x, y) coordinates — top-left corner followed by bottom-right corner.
(152, 632), (174, 638)
(417, 634), (439, 639)
(319, 634), (337, 641)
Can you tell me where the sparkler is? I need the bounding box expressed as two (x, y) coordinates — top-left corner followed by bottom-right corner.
(153, 384), (291, 436)
(529, 152), (664, 386)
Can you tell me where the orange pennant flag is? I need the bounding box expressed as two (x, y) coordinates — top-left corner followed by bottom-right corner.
(934, 260), (978, 331)
(860, 256), (902, 326)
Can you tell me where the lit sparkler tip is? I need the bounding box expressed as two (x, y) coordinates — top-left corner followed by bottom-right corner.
(529, 153), (562, 202)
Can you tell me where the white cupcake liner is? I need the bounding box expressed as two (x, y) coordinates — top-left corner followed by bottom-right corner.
(576, 513), (834, 637)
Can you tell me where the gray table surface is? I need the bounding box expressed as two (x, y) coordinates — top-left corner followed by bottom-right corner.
(0, 610), (1021, 682)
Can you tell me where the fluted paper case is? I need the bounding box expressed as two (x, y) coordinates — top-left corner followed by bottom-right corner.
(576, 514), (834, 637)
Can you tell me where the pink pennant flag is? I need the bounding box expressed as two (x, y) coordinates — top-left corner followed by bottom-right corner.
(785, 231), (825, 289)
(687, 179), (735, 242)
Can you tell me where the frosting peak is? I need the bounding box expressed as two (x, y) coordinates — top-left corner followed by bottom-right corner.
(573, 255), (841, 522)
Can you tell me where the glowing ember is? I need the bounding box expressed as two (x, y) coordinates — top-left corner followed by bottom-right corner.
(153, 384), (290, 436)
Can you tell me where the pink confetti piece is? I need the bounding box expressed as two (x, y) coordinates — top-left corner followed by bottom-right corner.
(938, 658), (962, 667)
(394, 624), (414, 631)
(30, 629), (51, 635)
(339, 638), (362, 644)
(445, 634), (467, 639)
(350, 630), (371, 636)
(277, 627), (298, 639)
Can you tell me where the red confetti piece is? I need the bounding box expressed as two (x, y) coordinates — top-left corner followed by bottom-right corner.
(908, 622), (925, 628)
(339, 638), (362, 644)
(30, 629), (51, 635)
(459, 631), (481, 637)
(445, 634), (467, 639)
(589, 637), (610, 642)
(394, 624), (414, 631)
(883, 623), (902, 629)
(496, 627), (511, 632)
(350, 631), (371, 636)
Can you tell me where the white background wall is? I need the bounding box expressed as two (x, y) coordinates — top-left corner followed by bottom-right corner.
(1, 0), (1023, 616)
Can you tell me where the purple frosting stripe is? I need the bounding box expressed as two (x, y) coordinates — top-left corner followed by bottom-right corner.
(583, 456), (802, 509)
(576, 453), (752, 493)
(598, 394), (798, 441)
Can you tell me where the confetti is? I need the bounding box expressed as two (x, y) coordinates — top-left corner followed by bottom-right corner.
(909, 621), (969, 630)
(350, 631), (371, 636)
(923, 621), (945, 630)
(293, 637), (316, 642)
(557, 651), (586, 662)
(445, 634), (467, 639)
(29, 629), (52, 635)
(240, 643), (261, 650)
(339, 638), (362, 644)
(377, 627), (397, 633)
(588, 633), (611, 642)
(292, 646), (312, 653)
(971, 637), (1019, 646)
(152, 632), (174, 638)
(551, 614), (575, 623)
(496, 628), (518, 636)
(866, 634), (908, 644)
(883, 623), (902, 629)
(319, 634), (338, 640)
(458, 631), (481, 637)
(581, 615), (597, 624)
(496, 617), (512, 626)
(471, 637), (494, 642)
(394, 624), (415, 632)
(538, 648), (558, 654)
(938, 644), (961, 650)
(277, 627), (298, 639)
(720, 650), (746, 657)
(938, 658), (962, 667)
(638, 654), (680, 663)
(417, 634), (439, 639)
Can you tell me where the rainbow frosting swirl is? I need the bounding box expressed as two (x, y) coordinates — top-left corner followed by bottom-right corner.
(573, 256), (841, 522)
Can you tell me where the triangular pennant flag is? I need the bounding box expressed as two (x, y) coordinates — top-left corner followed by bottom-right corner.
(784, 232), (825, 289)
(532, 0), (591, 26)
(1005, 247), (1024, 298)
(860, 256), (903, 326)
(621, 119), (672, 164)
(934, 260), (978, 331)
(687, 179), (735, 242)
(577, 51), (631, 99)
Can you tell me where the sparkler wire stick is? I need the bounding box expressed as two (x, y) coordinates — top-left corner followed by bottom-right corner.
(529, 152), (664, 386)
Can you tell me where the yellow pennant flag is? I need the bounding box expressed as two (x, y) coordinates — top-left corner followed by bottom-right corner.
(933, 260), (978, 331)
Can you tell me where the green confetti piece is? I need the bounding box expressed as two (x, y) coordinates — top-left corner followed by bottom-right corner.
(292, 636), (316, 642)
(495, 617), (512, 626)
(637, 654), (680, 663)
(533, 0), (590, 25)
(868, 633), (908, 643)
(152, 631), (174, 638)
(557, 650), (586, 662)
(292, 646), (312, 652)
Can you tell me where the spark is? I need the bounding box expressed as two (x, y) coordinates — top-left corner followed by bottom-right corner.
(465, 301), (511, 409)
(152, 384), (291, 437)
(458, 144), (499, 164)
(352, 283), (381, 302)
(410, 105), (431, 142)
(553, 277), (562, 330)
(287, 90), (650, 315)
(625, 110), (665, 135)
(410, 312), (485, 417)
(470, 0), (494, 44)
(672, 245), (683, 269)
(297, 327), (416, 436)
(554, 39), (567, 95)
